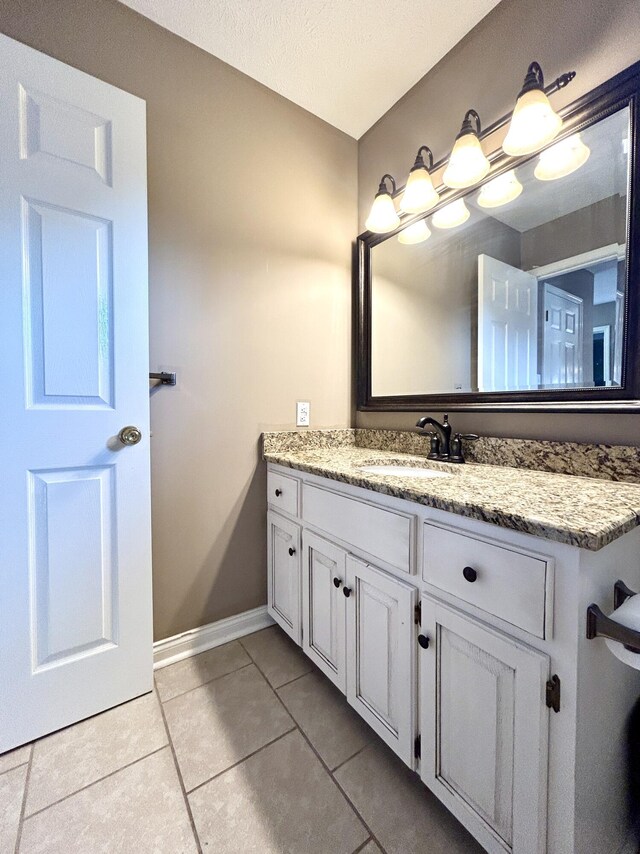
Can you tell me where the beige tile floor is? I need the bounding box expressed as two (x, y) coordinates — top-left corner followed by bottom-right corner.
(1, 625), (483, 853)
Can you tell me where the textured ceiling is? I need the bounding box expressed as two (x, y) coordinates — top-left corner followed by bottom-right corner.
(119, 0), (502, 138)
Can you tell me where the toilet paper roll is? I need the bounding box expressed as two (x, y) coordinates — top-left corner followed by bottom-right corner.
(604, 594), (640, 669)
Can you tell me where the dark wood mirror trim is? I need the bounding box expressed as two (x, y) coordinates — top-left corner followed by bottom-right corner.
(357, 60), (640, 413)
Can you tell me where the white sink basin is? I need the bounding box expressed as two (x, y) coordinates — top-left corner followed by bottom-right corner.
(360, 465), (451, 479)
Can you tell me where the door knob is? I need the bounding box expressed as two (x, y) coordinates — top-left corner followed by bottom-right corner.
(118, 426), (142, 446)
(418, 634), (430, 649)
(333, 577), (342, 588)
(288, 547), (296, 556)
(343, 587), (352, 598)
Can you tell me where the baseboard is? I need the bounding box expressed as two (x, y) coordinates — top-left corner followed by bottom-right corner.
(153, 605), (274, 670)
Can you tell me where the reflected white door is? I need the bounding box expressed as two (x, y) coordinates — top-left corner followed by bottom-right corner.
(478, 255), (538, 392)
(542, 282), (584, 386)
(0, 34), (151, 752)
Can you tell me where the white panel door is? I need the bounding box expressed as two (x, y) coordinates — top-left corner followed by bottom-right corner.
(267, 511), (302, 644)
(0, 34), (151, 752)
(302, 531), (347, 692)
(420, 597), (549, 854)
(345, 556), (416, 766)
(478, 254), (539, 392)
(542, 282), (584, 386)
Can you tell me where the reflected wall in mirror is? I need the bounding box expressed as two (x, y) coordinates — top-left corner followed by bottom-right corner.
(370, 107), (629, 398)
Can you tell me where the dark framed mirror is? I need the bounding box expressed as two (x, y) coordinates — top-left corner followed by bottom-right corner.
(357, 61), (640, 412)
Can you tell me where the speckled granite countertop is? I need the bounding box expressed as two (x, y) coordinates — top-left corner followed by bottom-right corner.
(263, 437), (640, 551)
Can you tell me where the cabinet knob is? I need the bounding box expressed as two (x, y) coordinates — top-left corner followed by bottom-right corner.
(418, 634), (430, 649)
(343, 587), (352, 598)
(333, 577), (342, 588)
(288, 547), (296, 556)
(275, 489), (282, 497)
(463, 566), (478, 583)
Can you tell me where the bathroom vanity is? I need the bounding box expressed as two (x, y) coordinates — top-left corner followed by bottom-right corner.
(263, 432), (640, 854)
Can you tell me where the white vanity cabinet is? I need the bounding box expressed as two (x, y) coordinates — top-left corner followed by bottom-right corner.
(420, 597), (550, 854)
(265, 462), (640, 854)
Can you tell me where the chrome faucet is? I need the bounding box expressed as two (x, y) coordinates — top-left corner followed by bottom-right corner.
(416, 414), (478, 463)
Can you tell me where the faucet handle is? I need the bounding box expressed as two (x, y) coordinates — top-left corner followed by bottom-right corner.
(456, 433), (479, 441)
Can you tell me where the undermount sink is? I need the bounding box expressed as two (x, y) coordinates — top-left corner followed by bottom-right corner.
(359, 464), (452, 479)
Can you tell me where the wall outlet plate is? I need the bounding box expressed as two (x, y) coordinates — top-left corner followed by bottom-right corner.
(296, 400), (310, 427)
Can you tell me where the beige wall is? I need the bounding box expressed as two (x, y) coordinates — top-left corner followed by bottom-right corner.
(357, 0), (640, 444)
(0, 0), (356, 639)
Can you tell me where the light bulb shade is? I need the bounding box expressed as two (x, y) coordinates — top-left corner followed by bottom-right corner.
(477, 170), (523, 208)
(443, 131), (490, 189)
(398, 219), (431, 245)
(432, 198), (470, 229)
(365, 191), (400, 233)
(534, 133), (590, 181)
(399, 167), (439, 213)
(502, 88), (563, 156)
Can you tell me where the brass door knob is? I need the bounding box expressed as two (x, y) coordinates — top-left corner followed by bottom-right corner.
(118, 426), (142, 446)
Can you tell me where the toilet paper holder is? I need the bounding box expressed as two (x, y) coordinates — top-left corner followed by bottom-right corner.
(587, 580), (640, 654)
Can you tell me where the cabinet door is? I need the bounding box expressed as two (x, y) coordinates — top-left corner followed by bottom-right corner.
(302, 531), (347, 692)
(420, 596), (549, 854)
(267, 511), (301, 644)
(345, 556), (417, 767)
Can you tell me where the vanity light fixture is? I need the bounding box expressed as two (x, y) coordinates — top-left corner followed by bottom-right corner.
(399, 146), (439, 213)
(477, 169), (523, 208)
(443, 110), (490, 189)
(432, 198), (470, 229)
(365, 174), (400, 233)
(534, 133), (590, 181)
(398, 219), (431, 244)
(503, 62), (563, 156)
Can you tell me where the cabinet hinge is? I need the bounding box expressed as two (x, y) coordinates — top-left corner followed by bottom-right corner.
(546, 675), (561, 713)
(414, 601), (422, 626)
(414, 734), (421, 759)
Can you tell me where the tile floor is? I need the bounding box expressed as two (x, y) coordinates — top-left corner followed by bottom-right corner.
(1, 625), (484, 853)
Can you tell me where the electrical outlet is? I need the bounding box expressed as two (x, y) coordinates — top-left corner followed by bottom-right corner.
(296, 401), (310, 427)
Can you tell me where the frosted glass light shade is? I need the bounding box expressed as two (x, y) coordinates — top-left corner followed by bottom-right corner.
(432, 198), (470, 229)
(534, 133), (590, 181)
(398, 219), (431, 245)
(365, 191), (400, 233)
(443, 132), (490, 189)
(399, 167), (439, 214)
(477, 170), (523, 208)
(503, 88), (562, 156)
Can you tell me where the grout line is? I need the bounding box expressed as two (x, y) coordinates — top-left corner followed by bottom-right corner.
(157, 697), (203, 854)
(351, 839), (374, 854)
(273, 669), (313, 691)
(185, 727), (297, 796)
(0, 760), (30, 779)
(330, 743), (369, 774)
(13, 743), (33, 854)
(244, 642), (387, 854)
(156, 661), (255, 705)
(21, 746), (168, 823)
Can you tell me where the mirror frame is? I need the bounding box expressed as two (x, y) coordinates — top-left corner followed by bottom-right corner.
(356, 61), (640, 412)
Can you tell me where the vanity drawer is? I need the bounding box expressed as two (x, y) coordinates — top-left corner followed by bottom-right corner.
(302, 483), (414, 574)
(422, 522), (550, 638)
(267, 470), (300, 516)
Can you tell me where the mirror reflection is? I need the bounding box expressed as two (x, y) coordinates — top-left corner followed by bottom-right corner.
(371, 107), (629, 397)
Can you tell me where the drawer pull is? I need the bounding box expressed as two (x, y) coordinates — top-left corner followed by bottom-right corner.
(418, 634), (430, 649)
(275, 489), (282, 497)
(463, 566), (478, 583)
(333, 577), (342, 588)
(343, 586), (352, 598)
(288, 547), (296, 557)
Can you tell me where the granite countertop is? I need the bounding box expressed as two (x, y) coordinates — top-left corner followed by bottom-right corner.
(263, 440), (640, 551)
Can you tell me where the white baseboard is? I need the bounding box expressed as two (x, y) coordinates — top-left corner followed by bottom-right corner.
(153, 605), (274, 670)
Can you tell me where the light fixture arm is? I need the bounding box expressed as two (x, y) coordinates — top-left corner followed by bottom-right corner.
(457, 109), (482, 139)
(412, 145), (434, 171)
(519, 61), (576, 98)
(376, 173), (397, 196)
